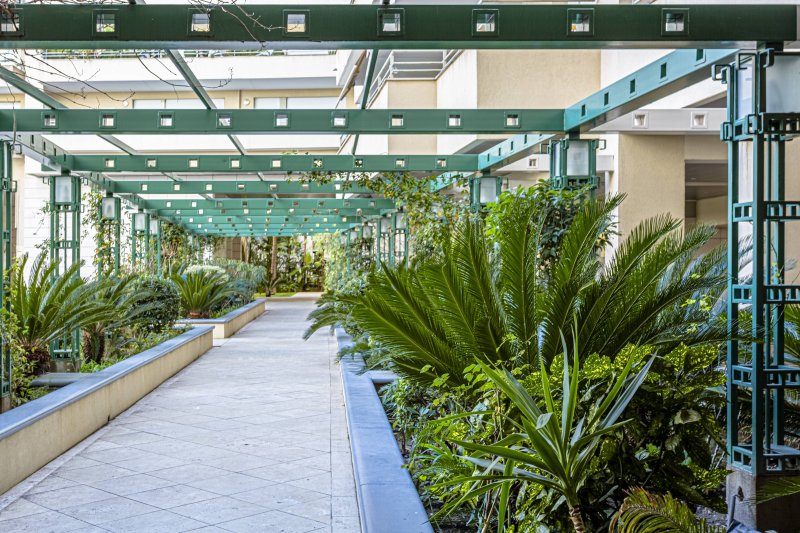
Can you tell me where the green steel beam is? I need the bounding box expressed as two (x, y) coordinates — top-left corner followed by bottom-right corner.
(476, 49), (740, 174)
(479, 132), (554, 172)
(187, 222), (358, 229)
(351, 49), (379, 155)
(72, 154), (479, 173)
(564, 48), (738, 132)
(159, 208), (384, 217)
(210, 231), (346, 236)
(105, 179), (372, 195)
(138, 198), (393, 210)
(0, 5), (794, 50)
(0, 67), (140, 155)
(0, 109), (564, 135)
(165, 49), (247, 156)
(168, 215), (378, 224)
(0, 65), (62, 109)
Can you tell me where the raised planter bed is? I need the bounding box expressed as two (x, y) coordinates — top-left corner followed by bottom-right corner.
(178, 297), (267, 339)
(0, 325), (213, 496)
(335, 327), (433, 533)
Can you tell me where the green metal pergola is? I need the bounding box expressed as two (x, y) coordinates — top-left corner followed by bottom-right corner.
(0, 3), (796, 494)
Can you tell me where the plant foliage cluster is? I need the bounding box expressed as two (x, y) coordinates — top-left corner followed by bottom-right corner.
(308, 183), (738, 532)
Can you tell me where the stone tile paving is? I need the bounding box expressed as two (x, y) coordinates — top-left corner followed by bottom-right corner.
(0, 294), (361, 533)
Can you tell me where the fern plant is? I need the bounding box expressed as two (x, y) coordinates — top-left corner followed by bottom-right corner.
(610, 488), (722, 532)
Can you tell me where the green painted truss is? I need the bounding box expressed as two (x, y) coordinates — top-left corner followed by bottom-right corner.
(0, 4), (793, 50)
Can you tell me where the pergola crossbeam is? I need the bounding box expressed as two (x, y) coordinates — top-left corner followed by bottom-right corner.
(0, 5), (793, 50)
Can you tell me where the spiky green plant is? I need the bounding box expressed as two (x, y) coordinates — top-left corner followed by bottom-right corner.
(5, 253), (116, 373)
(82, 275), (162, 364)
(308, 194), (727, 387)
(172, 270), (235, 318)
(750, 477), (800, 504)
(610, 487), (722, 532)
(446, 328), (652, 532)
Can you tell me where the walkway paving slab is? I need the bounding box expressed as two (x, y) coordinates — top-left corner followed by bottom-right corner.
(0, 294), (360, 533)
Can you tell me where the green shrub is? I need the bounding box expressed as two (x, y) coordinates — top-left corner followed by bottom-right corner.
(131, 275), (181, 331)
(184, 264), (228, 279)
(172, 270), (235, 318)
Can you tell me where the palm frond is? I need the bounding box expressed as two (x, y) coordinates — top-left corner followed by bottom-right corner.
(749, 477), (800, 504)
(610, 488), (722, 533)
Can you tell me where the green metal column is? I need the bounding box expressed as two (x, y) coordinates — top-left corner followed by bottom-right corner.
(720, 48), (800, 477)
(99, 192), (121, 276)
(393, 212), (408, 266)
(49, 171), (81, 371)
(344, 230), (351, 275)
(387, 215), (396, 268)
(374, 220), (382, 270)
(0, 142), (13, 412)
(150, 217), (161, 275)
(131, 211), (150, 269)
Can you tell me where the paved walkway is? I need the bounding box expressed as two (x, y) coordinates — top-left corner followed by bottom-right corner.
(0, 294), (360, 533)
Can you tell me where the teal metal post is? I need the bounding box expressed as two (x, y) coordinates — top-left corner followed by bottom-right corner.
(131, 211), (150, 269)
(99, 192), (121, 276)
(49, 171), (81, 371)
(387, 215), (396, 268)
(150, 217), (161, 275)
(344, 230), (351, 276)
(393, 212), (408, 266)
(0, 142), (12, 412)
(719, 49), (800, 476)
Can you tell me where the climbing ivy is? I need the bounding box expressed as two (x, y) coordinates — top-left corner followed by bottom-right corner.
(292, 171), (471, 263)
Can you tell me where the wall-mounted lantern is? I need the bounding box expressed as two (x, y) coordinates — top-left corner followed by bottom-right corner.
(380, 215), (392, 234)
(470, 174), (502, 210)
(133, 211), (149, 233)
(549, 137), (601, 190)
(54, 173), (77, 205)
(394, 211), (406, 230)
(101, 192), (120, 221)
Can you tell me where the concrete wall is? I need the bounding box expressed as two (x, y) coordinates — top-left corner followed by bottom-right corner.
(180, 298), (266, 339)
(0, 326), (213, 495)
(613, 135), (686, 240)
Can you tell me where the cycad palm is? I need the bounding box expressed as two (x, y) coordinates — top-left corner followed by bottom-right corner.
(82, 275), (161, 363)
(6, 253), (117, 373)
(308, 194), (726, 386)
(172, 270), (235, 318)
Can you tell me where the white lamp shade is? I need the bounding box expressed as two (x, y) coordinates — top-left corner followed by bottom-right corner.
(339, 233), (347, 245)
(395, 212), (406, 229)
(54, 175), (73, 204)
(134, 212), (148, 232)
(479, 178), (498, 204)
(149, 218), (160, 235)
(566, 140), (590, 176)
(737, 64), (753, 120)
(349, 230), (358, 240)
(380, 217), (392, 234)
(766, 55), (800, 114)
(363, 225), (373, 239)
(101, 196), (118, 220)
